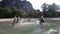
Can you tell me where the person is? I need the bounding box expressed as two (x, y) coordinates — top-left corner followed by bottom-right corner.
(12, 16), (21, 26)
(28, 17), (30, 22)
(12, 16), (17, 26)
(39, 16), (44, 25)
(15, 16), (21, 23)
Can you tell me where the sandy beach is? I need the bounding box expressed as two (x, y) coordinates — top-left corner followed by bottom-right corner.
(0, 18), (13, 22)
(0, 18), (60, 22)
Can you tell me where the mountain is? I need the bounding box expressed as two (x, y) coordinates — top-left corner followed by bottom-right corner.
(2, 0), (33, 11)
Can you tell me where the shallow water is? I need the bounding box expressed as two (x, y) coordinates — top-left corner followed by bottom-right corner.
(0, 20), (60, 34)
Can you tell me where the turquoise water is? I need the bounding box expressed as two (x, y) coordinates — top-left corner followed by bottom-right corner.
(0, 20), (60, 34)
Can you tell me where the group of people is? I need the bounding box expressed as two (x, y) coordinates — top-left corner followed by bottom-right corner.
(12, 15), (44, 26)
(12, 16), (21, 26)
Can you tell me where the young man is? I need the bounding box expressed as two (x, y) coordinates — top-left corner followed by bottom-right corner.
(12, 16), (17, 26)
(16, 16), (20, 23)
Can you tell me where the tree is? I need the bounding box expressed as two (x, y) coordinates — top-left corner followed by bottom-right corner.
(0, 8), (12, 18)
(41, 3), (59, 17)
(41, 3), (48, 17)
(10, 8), (24, 17)
(47, 3), (58, 17)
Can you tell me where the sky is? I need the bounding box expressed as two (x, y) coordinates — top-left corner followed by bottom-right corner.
(0, 0), (60, 10)
(27, 0), (60, 10)
(0, 0), (2, 1)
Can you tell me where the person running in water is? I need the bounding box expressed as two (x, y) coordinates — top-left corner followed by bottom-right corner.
(12, 16), (17, 26)
(39, 15), (44, 25)
(15, 16), (20, 23)
(12, 16), (20, 26)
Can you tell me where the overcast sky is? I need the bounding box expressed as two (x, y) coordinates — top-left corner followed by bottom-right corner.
(0, 0), (2, 1)
(27, 0), (60, 10)
(0, 0), (60, 10)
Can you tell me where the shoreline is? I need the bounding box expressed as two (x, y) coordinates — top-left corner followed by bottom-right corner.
(0, 18), (60, 22)
(0, 18), (13, 22)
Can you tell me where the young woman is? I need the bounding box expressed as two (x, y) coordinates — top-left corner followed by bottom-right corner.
(39, 16), (44, 25)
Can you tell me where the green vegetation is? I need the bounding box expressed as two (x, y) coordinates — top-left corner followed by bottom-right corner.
(0, 8), (42, 18)
(0, 3), (60, 18)
(41, 3), (60, 17)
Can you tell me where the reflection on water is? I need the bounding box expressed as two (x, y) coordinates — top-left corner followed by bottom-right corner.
(0, 20), (59, 34)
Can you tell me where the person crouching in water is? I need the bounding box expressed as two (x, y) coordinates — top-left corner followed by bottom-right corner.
(39, 16), (44, 25)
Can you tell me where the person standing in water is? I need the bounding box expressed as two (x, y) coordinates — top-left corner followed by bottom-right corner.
(39, 15), (44, 25)
(28, 17), (30, 22)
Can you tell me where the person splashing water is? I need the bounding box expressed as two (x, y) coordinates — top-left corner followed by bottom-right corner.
(12, 16), (17, 26)
(39, 15), (44, 25)
(16, 16), (21, 23)
(12, 16), (21, 26)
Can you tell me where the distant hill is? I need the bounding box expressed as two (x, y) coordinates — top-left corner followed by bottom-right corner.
(1, 0), (33, 11)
